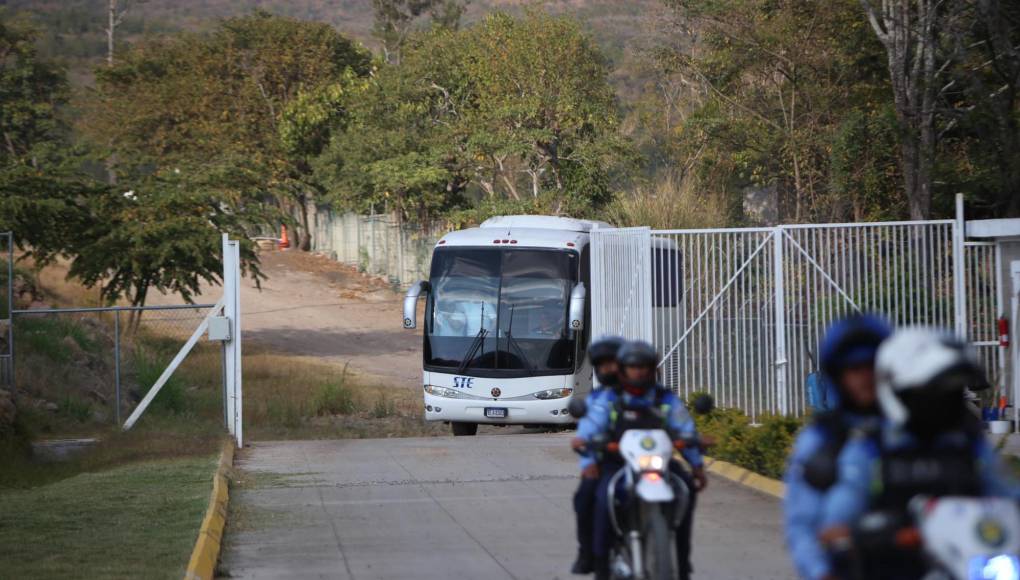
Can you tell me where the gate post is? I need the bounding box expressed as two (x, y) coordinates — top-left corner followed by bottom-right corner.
(954, 193), (967, 339)
(773, 228), (788, 415)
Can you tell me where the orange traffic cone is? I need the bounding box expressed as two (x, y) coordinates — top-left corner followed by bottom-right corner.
(279, 224), (290, 249)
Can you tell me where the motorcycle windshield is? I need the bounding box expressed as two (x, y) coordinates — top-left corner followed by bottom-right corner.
(424, 247), (578, 377)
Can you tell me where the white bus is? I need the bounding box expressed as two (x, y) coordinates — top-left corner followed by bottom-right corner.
(402, 215), (606, 436)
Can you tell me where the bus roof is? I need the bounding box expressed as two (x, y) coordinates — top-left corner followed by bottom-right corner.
(479, 215), (611, 233)
(438, 216), (612, 250)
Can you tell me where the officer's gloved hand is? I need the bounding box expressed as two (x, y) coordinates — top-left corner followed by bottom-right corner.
(692, 466), (708, 491)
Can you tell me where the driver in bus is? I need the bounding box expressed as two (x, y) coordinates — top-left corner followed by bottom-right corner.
(574, 340), (707, 580)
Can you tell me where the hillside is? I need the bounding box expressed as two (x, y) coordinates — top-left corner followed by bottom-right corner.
(4, 0), (659, 83)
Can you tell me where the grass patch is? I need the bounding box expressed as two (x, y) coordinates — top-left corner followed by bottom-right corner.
(313, 378), (359, 416)
(372, 397), (397, 418)
(57, 395), (93, 422)
(0, 454), (216, 580)
(0, 411), (221, 490)
(133, 348), (188, 415)
(17, 316), (99, 363)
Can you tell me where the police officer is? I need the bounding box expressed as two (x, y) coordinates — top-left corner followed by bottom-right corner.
(818, 328), (1020, 578)
(576, 340), (706, 580)
(571, 336), (625, 574)
(784, 314), (891, 580)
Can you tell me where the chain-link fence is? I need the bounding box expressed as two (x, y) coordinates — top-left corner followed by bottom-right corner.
(12, 305), (219, 426)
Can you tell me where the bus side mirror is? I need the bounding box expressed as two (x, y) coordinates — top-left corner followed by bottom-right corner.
(569, 283), (586, 332)
(403, 280), (429, 329)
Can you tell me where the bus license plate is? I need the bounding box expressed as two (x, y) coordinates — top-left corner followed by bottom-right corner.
(485, 407), (508, 419)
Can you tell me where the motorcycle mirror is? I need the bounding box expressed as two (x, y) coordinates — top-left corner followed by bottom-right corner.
(691, 394), (715, 415)
(567, 397), (588, 419)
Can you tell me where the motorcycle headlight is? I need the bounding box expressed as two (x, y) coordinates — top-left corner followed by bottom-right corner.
(637, 455), (665, 471)
(533, 388), (573, 400)
(423, 385), (470, 399)
(969, 554), (1020, 580)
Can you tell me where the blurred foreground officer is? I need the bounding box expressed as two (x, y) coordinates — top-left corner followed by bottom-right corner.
(784, 314), (891, 580)
(820, 328), (1020, 579)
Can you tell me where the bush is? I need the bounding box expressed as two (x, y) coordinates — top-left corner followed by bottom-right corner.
(371, 398), (396, 419)
(606, 172), (730, 229)
(689, 394), (804, 479)
(133, 351), (187, 415)
(313, 379), (358, 416)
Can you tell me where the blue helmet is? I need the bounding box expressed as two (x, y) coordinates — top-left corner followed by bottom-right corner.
(819, 314), (892, 380)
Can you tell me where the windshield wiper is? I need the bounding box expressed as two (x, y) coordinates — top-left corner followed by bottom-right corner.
(503, 305), (535, 375)
(457, 302), (488, 373)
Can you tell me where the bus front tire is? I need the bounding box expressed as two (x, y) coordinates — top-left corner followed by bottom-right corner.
(451, 422), (478, 436)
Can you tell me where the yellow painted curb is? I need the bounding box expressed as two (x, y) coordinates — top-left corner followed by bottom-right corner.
(704, 455), (785, 500)
(184, 440), (235, 580)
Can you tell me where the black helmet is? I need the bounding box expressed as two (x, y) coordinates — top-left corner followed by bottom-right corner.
(617, 340), (658, 368)
(588, 336), (624, 366)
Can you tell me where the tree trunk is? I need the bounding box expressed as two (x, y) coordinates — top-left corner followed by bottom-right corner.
(298, 194), (313, 252)
(107, 0), (116, 66)
(861, 0), (939, 220)
(900, 136), (923, 220)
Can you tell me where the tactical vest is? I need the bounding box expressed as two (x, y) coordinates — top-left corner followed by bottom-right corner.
(802, 411), (854, 491)
(871, 437), (983, 510)
(608, 387), (672, 440)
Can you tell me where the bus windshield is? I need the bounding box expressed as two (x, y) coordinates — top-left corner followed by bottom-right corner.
(424, 247), (578, 376)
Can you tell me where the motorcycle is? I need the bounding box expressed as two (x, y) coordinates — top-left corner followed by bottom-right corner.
(570, 395), (713, 580)
(605, 430), (697, 580)
(827, 496), (1020, 580)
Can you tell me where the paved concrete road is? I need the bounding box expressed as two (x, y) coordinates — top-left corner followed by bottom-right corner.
(221, 435), (795, 580)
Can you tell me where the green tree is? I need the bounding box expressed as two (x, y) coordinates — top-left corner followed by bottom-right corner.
(371, 0), (467, 64)
(80, 11), (373, 250)
(318, 11), (632, 222)
(0, 14), (86, 255)
(658, 0), (893, 222)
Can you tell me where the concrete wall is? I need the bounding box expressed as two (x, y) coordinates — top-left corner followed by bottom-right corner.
(310, 210), (448, 288)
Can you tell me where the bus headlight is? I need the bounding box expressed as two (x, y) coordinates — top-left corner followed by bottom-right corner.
(533, 388), (573, 400)
(424, 385), (471, 399)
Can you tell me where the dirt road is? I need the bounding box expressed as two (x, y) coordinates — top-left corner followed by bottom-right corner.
(155, 250), (423, 388)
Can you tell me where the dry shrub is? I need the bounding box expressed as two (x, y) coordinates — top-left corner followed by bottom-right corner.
(607, 172), (729, 229)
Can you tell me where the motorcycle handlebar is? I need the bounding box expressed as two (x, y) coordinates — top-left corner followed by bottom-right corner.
(573, 435), (711, 456)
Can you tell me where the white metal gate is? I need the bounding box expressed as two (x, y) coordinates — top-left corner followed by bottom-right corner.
(590, 226), (654, 343)
(592, 215), (1002, 419)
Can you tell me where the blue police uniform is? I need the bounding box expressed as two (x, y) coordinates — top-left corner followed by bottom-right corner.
(573, 387), (614, 568)
(821, 424), (1020, 529)
(579, 386), (703, 575)
(782, 313), (892, 580)
(784, 412), (879, 580)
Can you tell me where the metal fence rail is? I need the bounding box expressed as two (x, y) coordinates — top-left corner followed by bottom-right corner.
(649, 228), (779, 418)
(965, 241), (1004, 390)
(593, 212), (1002, 419)
(780, 222), (955, 416)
